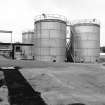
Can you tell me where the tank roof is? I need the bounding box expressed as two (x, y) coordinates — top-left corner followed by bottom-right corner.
(34, 14), (67, 23)
(22, 31), (34, 35)
(70, 19), (100, 26)
(34, 19), (67, 24)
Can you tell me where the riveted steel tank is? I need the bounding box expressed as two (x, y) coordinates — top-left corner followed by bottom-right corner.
(71, 19), (100, 63)
(34, 14), (67, 62)
(22, 31), (34, 59)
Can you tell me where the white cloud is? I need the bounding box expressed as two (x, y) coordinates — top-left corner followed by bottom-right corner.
(0, 0), (104, 45)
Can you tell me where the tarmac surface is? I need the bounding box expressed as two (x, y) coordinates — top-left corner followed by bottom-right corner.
(0, 59), (105, 105)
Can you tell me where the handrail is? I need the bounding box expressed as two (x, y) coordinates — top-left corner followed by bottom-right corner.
(70, 19), (100, 25)
(34, 14), (67, 22)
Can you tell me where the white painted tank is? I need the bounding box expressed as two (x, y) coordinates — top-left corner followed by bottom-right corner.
(34, 14), (67, 62)
(22, 31), (34, 59)
(71, 19), (100, 63)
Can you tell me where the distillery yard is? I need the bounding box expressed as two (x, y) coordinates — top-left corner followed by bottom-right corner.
(0, 14), (104, 105)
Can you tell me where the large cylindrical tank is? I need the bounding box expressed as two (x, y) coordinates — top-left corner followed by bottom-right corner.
(34, 14), (67, 62)
(71, 19), (100, 63)
(22, 31), (34, 59)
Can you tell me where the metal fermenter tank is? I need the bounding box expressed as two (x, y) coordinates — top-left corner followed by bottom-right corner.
(22, 31), (34, 59)
(71, 19), (100, 63)
(34, 14), (67, 62)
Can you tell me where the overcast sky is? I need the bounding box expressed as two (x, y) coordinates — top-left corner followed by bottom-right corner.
(0, 0), (104, 46)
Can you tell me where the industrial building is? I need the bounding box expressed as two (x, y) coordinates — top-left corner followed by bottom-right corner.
(0, 15), (100, 63)
(70, 19), (100, 63)
(34, 14), (67, 62)
(22, 31), (34, 59)
(21, 14), (100, 63)
(0, 14), (105, 105)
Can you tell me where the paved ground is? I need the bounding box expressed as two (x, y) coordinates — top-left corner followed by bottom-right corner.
(0, 71), (10, 105)
(1, 59), (105, 105)
(19, 62), (105, 105)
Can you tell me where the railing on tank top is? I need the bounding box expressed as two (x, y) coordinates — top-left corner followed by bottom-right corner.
(70, 19), (100, 25)
(34, 14), (67, 22)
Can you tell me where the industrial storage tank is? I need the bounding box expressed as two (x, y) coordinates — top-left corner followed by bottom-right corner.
(70, 19), (100, 63)
(34, 14), (67, 62)
(22, 31), (34, 59)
